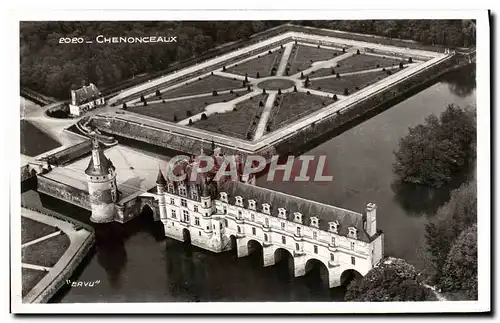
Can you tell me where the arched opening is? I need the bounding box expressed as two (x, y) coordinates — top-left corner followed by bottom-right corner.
(140, 204), (164, 241)
(182, 228), (191, 244)
(273, 248), (294, 280)
(304, 258), (330, 288)
(340, 269), (363, 287)
(247, 239), (263, 267)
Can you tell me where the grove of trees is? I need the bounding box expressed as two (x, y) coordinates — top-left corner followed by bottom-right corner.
(424, 180), (477, 300)
(393, 104), (476, 188)
(345, 258), (433, 301)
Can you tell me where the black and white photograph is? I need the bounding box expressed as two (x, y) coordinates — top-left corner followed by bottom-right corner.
(8, 8), (491, 314)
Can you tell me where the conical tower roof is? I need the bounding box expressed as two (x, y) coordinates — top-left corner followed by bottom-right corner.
(85, 137), (113, 176)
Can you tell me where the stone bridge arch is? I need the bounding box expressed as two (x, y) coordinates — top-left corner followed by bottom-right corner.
(304, 257), (330, 287)
(138, 197), (159, 221)
(340, 268), (363, 287)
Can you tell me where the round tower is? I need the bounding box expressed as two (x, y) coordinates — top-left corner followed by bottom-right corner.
(156, 168), (167, 222)
(85, 137), (118, 223)
(200, 178), (213, 217)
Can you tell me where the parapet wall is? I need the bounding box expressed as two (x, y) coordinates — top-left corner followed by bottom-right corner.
(37, 175), (91, 210)
(45, 138), (92, 166)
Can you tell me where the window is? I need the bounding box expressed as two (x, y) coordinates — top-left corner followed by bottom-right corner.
(263, 203), (271, 214)
(248, 199), (256, 210)
(314, 245), (318, 254)
(238, 210), (242, 218)
(251, 214), (255, 222)
(170, 198), (175, 205)
(331, 237), (336, 246)
(171, 209), (176, 218)
(223, 207), (227, 214)
(183, 210), (189, 222)
(351, 256), (356, 265)
(296, 227), (301, 236)
(235, 196), (243, 207)
(181, 199), (187, 207)
(220, 192), (228, 202)
(194, 205), (198, 213)
(293, 212), (302, 223)
(330, 253), (335, 261)
(252, 227), (256, 235)
(224, 219), (228, 227)
(195, 217), (200, 226)
(296, 243), (300, 251)
(265, 218), (269, 227)
(237, 226), (241, 233)
(313, 231), (318, 240)
(281, 222), (285, 230)
(282, 236), (286, 244)
(179, 187), (187, 196)
(199, 231), (201, 236)
(351, 242), (355, 250)
(310, 217), (319, 228)
(264, 234), (268, 241)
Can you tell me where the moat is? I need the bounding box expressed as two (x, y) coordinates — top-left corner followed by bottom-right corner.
(22, 66), (475, 303)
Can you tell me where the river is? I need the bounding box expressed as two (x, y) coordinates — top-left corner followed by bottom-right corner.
(21, 66), (476, 303)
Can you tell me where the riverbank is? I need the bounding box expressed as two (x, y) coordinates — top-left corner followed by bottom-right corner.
(20, 206), (95, 303)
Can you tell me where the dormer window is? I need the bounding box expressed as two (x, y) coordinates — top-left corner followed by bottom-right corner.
(310, 217), (319, 228)
(293, 212), (302, 224)
(248, 199), (256, 210)
(262, 203), (271, 214)
(235, 196), (243, 207)
(179, 185), (187, 197)
(329, 221), (340, 233)
(220, 192), (228, 203)
(278, 208), (287, 219)
(348, 227), (358, 239)
(167, 183), (175, 193)
(191, 188), (199, 201)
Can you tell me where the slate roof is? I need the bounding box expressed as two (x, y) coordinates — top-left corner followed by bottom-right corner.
(84, 140), (114, 176)
(219, 180), (370, 242)
(72, 83), (102, 105)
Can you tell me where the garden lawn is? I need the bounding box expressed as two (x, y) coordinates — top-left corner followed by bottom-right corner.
(311, 70), (392, 95)
(192, 94), (268, 140)
(21, 217), (59, 244)
(226, 49), (284, 78)
(22, 268), (48, 297)
(129, 93), (240, 122)
(287, 44), (343, 74)
(272, 92), (336, 129)
(160, 75), (243, 99)
(20, 120), (61, 157)
(332, 54), (404, 74)
(22, 232), (71, 268)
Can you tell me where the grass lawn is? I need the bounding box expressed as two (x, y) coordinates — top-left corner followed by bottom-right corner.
(311, 70), (393, 95)
(160, 75), (243, 99)
(226, 49), (284, 78)
(192, 94), (268, 140)
(287, 44), (343, 74)
(20, 120), (61, 157)
(271, 92), (336, 129)
(129, 92), (240, 122)
(331, 54), (404, 74)
(21, 217), (59, 244)
(22, 268), (48, 297)
(22, 232), (70, 268)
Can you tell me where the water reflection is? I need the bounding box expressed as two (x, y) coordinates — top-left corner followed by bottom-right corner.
(443, 64), (476, 98)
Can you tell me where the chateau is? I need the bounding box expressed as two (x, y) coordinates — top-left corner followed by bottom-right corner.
(69, 83), (105, 117)
(84, 138), (384, 287)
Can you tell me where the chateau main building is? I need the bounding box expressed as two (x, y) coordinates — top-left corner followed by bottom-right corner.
(85, 140), (384, 288)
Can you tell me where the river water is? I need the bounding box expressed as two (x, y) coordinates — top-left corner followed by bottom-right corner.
(21, 66), (476, 303)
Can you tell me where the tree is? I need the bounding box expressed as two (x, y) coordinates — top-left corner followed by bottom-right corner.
(342, 47), (346, 52)
(408, 57), (413, 63)
(439, 225), (477, 300)
(122, 103), (127, 109)
(333, 94), (338, 101)
(143, 101), (147, 106)
(259, 100), (264, 107)
(247, 85), (251, 91)
(393, 105), (476, 187)
(331, 68), (335, 75)
(212, 90), (218, 96)
(305, 76), (310, 88)
(256, 71), (260, 78)
(277, 88), (282, 95)
(262, 88), (266, 95)
(356, 49), (360, 55)
(188, 119), (193, 125)
(186, 110), (192, 117)
(222, 65), (226, 71)
(245, 74), (248, 82)
(300, 71), (304, 79)
(293, 85), (297, 92)
(345, 258), (432, 301)
(425, 181), (477, 283)
(336, 73), (341, 78)
(156, 89), (161, 96)
(140, 95), (145, 102)
(344, 88), (349, 95)
(201, 113), (208, 120)
(173, 115), (177, 122)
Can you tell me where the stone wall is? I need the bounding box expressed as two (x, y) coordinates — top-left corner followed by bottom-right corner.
(45, 139), (92, 166)
(37, 175), (91, 210)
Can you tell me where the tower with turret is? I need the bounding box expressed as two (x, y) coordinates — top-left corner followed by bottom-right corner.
(85, 137), (118, 223)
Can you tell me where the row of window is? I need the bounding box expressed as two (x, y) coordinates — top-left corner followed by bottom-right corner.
(171, 198), (199, 213)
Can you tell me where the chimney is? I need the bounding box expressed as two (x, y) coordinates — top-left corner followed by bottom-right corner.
(365, 203), (377, 237)
(71, 90), (77, 105)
